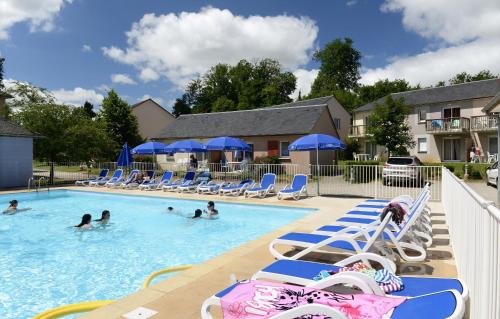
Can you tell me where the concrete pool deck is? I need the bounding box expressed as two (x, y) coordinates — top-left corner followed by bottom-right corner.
(1, 186), (457, 319)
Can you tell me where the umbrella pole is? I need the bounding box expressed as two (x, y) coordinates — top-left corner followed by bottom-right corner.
(316, 147), (320, 196)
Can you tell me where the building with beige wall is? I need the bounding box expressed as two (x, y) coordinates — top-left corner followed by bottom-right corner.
(350, 78), (500, 162)
(155, 97), (348, 166)
(131, 99), (175, 140)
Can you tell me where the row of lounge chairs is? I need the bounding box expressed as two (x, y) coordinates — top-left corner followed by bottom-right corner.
(75, 169), (309, 200)
(201, 184), (468, 318)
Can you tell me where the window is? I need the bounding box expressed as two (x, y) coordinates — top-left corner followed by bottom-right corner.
(280, 141), (290, 158)
(333, 118), (341, 130)
(489, 136), (498, 155)
(443, 107), (460, 118)
(418, 138), (428, 153)
(418, 108), (427, 123)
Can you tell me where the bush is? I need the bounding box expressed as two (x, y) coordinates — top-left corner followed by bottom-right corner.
(253, 156), (281, 164)
(423, 162), (490, 180)
(341, 138), (360, 160)
(251, 156), (283, 177)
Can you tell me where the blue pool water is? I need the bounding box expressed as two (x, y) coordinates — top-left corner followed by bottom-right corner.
(0, 190), (312, 318)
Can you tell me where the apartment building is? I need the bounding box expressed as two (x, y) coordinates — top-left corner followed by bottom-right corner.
(350, 78), (500, 162)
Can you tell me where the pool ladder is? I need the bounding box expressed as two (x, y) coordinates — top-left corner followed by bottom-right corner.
(28, 177), (50, 192)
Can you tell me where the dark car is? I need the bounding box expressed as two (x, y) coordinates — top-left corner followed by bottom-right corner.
(382, 156), (425, 186)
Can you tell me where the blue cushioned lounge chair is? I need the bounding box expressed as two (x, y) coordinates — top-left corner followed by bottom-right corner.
(278, 174), (307, 200)
(139, 171), (173, 190)
(89, 169), (123, 187)
(163, 171), (195, 191)
(75, 169), (109, 186)
(106, 169), (139, 188)
(219, 179), (254, 196)
(244, 173), (276, 198)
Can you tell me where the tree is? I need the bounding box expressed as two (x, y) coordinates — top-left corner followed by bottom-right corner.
(82, 101), (96, 118)
(99, 90), (143, 150)
(367, 96), (415, 155)
(0, 56), (4, 90)
(357, 79), (417, 105)
(449, 70), (497, 85)
(178, 58), (296, 113)
(308, 38), (361, 97)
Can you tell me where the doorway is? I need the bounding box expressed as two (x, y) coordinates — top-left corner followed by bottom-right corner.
(443, 138), (462, 161)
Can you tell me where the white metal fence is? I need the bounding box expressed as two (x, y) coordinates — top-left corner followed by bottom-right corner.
(29, 162), (442, 201)
(442, 168), (500, 318)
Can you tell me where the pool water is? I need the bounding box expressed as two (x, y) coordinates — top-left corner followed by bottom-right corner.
(0, 190), (312, 319)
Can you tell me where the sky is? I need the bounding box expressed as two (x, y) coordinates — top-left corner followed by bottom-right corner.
(1, 0), (500, 111)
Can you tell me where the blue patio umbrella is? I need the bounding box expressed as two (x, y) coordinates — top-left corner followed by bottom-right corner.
(116, 143), (133, 167)
(204, 136), (251, 151)
(288, 134), (346, 195)
(165, 140), (207, 153)
(131, 141), (170, 155)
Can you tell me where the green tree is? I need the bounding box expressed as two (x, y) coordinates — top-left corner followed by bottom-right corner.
(212, 96), (235, 112)
(367, 96), (415, 155)
(357, 79), (417, 105)
(82, 101), (96, 118)
(6, 81), (55, 108)
(309, 38), (361, 97)
(172, 96), (192, 117)
(99, 90), (143, 150)
(449, 70), (497, 85)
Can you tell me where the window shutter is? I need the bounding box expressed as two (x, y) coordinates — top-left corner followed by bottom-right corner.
(267, 140), (279, 157)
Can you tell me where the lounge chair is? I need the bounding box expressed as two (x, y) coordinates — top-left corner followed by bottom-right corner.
(124, 170), (155, 189)
(106, 169), (139, 188)
(277, 174), (307, 200)
(218, 179), (254, 196)
(163, 171), (195, 192)
(139, 171), (173, 190)
(75, 169), (109, 186)
(89, 169), (123, 187)
(269, 208), (428, 262)
(201, 283), (464, 319)
(253, 258), (468, 301)
(244, 173), (276, 198)
(197, 181), (230, 194)
(177, 172), (212, 193)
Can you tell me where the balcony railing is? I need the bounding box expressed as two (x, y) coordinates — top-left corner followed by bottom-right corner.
(425, 117), (470, 134)
(471, 115), (498, 131)
(349, 125), (368, 137)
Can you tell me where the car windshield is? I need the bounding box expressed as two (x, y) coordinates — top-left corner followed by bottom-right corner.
(387, 157), (414, 165)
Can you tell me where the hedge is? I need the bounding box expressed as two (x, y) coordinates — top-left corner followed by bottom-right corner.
(423, 162), (491, 180)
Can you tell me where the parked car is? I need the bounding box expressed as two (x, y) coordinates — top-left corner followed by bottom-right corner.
(382, 156), (425, 186)
(486, 161), (498, 187)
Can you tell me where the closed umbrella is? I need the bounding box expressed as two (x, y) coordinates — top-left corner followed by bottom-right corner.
(116, 143), (133, 167)
(288, 134), (346, 195)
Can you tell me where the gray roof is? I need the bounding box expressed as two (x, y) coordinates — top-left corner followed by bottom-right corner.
(482, 91), (500, 113)
(355, 78), (500, 112)
(157, 104), (330, 139)
(0, 118), (37, 137)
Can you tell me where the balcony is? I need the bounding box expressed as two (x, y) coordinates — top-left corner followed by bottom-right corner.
(471, 115), (498, 131)
(349, 125), (368, 137)
(425, 117), (470, 134)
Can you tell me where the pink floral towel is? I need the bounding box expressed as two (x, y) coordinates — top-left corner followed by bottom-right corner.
(220, 280), (405, 319)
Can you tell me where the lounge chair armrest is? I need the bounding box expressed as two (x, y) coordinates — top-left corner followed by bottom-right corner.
(280, 184), (290, 191)
(334, 253), (397, 273)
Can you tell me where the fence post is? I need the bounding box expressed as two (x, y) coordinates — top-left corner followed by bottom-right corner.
(374, 165), (378, 199)
(49, 162), (54, 185)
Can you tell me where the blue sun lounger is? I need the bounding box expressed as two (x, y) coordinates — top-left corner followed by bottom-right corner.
(219, 179), (254, 196)
(253, 258), (468, 301)
(139, 171), (173, 190)
(201, 283), (464, 319)
(124, 170), (155, 188)
(163, 171), (195, 191)
(244, 173), (276, 198)
(75, 169), (109, 186)
(106, 169), (139, 188)
(197, 181), (230, 194)
(89, 169), (123, 186)
(278, 174), (308, 200)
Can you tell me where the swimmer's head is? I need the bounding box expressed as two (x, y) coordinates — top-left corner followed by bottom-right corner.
(207, 201), (215, 209)
(101, 210), (110, 220)
(9, 200), (18, 207)
(76, 213), (92, 227)
(193, 209), (202, 218)
(167, 207), (174, 211)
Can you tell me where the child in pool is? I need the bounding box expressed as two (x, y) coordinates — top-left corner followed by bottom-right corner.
(203, 201), (219, 219)
(192, 209), (203, 219)
(75, 213), (92, 229)
(94, 210), (110, 225)
(2, 200), (31, 214)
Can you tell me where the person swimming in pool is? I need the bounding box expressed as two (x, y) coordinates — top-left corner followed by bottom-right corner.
(203, 201), (219, 219)
(167, 207), (174, 213)
(2, 200), (31, 214)
(75, 213), (92, 229)
(192, 209), (203, 219)
(94, 210), (110, 225)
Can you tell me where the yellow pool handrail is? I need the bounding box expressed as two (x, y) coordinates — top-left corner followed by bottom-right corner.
(32, 264), (192, 319)
(142, 264), (192, 288)
(32, 300), (114, 319)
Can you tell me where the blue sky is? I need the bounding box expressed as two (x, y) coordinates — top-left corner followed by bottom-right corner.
(1, 0), (499, 110)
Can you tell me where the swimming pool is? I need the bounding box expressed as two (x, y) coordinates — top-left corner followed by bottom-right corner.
(0, 190), (313, 319)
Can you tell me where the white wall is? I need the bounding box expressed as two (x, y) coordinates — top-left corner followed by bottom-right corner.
(0, 136), (33, 188)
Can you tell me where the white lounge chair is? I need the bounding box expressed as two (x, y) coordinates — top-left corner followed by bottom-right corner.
(277, 174), (308, 200)
(75, 169), (109, 186)
(218, 179), (254, 196)
(197, 181), (230, 194)
(163, 171), (196, 192)
(89, 169), (123, 187)
(139, 171), (173, 190)
(106, 169), (139, 188)
(244, 173), (276, 198)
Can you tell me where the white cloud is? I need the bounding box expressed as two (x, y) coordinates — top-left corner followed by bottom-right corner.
(361, 0), (500, 86)
(97, 84), (110, 92)
(0, 0), (70, 40)
(82, 44), (92, 52)
(110, 73), (137, 85)
(103, 7), (318, 87)
(138, 94), (164, 105)
(139, 68), (160, 82)
(52, 87), (104, 106)
(346, 1), (358, 6)
(291, 68), (319, 99)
